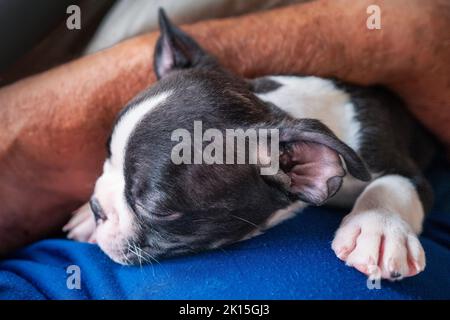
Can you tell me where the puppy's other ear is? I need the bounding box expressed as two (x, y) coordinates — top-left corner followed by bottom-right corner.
(154, 8), (215, 79)
(279, 119), (371, 205)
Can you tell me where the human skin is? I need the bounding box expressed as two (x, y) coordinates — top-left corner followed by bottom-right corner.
(0, 0), (449, 254)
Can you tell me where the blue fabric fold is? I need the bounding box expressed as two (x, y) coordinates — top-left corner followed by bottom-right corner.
(1, 158), (449, 300)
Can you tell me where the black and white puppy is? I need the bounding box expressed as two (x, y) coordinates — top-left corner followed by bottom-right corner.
(65, 10), (434, 280)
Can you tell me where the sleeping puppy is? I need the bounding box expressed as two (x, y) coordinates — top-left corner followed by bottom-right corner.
(65, 9), (434, 280)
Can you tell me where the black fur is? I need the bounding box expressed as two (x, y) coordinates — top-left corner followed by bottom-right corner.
(335, 82), (435, 212)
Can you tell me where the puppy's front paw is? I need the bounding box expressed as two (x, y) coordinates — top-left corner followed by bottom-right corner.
(332, 211), (425, 280)
(63, 202), (97, 243)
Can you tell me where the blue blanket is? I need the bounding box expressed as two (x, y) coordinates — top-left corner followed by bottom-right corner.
(1, 159), (449, 300)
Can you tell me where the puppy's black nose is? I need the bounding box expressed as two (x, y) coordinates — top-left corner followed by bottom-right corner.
(89, 198), (106, 222)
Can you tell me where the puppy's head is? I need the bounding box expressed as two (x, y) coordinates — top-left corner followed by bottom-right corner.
(90, 9), (370, 264)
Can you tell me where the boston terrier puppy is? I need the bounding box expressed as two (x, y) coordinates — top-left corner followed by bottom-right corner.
(64, 9), (434, 280)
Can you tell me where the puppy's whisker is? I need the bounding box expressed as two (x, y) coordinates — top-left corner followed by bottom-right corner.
(133, 242), (151, 266)
(230, 214), (261, 231)
(122, 251), (131, 265)
(127, 242), (142, 265)
(139, 247), (161, 265)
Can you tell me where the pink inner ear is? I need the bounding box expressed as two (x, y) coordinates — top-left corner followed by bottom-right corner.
(157, 37), (175, 77)
(280, 141), (345, 205)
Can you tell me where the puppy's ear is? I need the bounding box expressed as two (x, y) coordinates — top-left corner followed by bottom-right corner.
(279, 119), (371, 205)
(154, 8), (214, 79)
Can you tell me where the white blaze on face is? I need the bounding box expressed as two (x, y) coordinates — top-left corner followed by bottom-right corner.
(93, 91), (172, 264)
(110, 91), (173, 169)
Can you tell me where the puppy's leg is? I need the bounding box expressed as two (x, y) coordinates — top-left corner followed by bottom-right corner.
(332, 173), (431, 280)
(63, 202), (97, 243)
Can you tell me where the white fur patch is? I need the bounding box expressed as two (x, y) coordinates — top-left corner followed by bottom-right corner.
(332, 175), (426, 280)
(265, 201), (306, 229)
(256, 76), (361, 151)
(350, 175), (424, 233)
